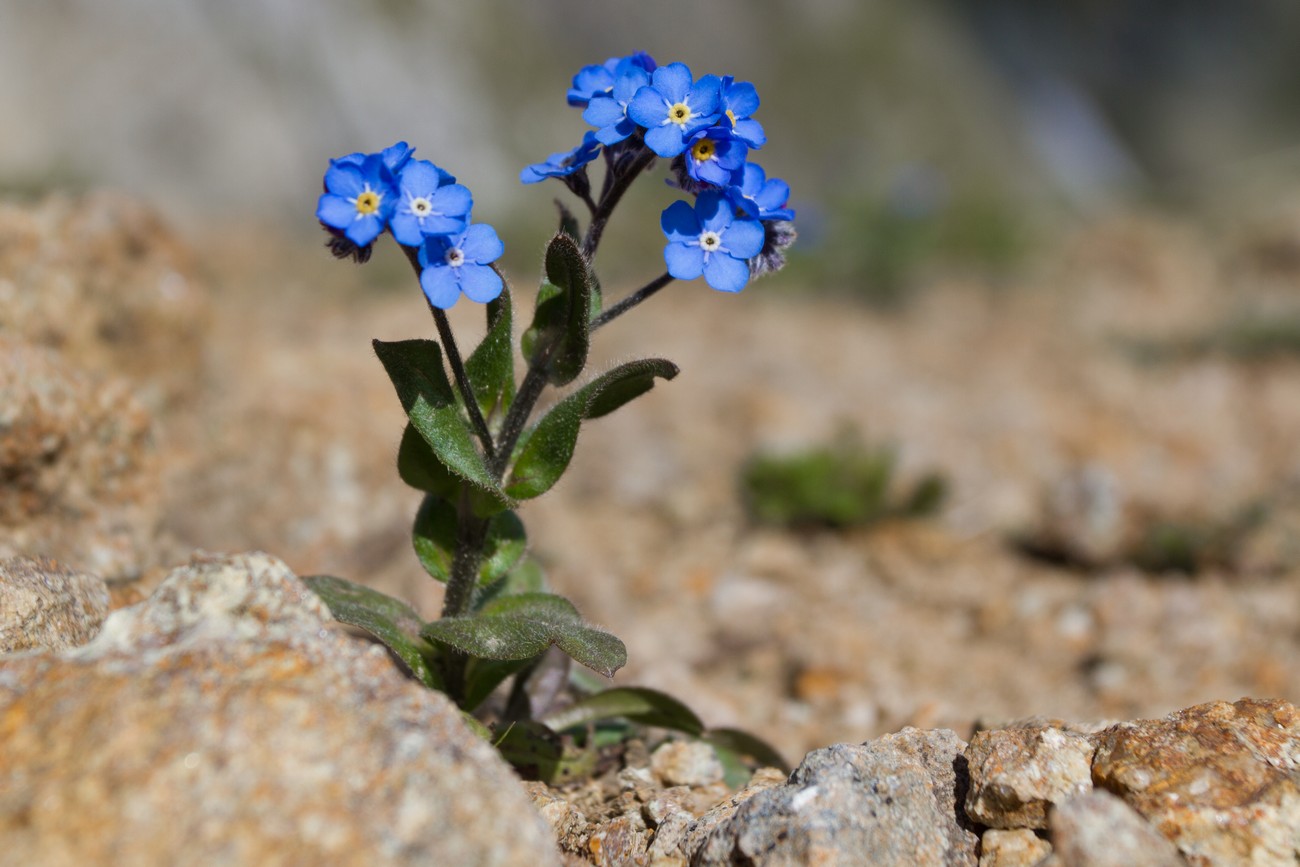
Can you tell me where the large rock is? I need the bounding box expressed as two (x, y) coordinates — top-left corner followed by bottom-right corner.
(0, 551), (561, 867)
(0, 338), (160, 579)
(965, 722), (1097, 830)
(1091, 698), (1300, 865)
(1042, 789), (1185, 867)
(0, 556), (109, 652)
(693, 728), (978, 866)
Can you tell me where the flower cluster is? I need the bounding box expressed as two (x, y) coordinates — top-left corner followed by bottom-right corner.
(522, 52), (795, 294)
(316, 142), (503, 309)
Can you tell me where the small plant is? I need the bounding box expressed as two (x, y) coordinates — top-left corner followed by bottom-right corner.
(304, 54), (792, 779)
(741, 433), (947, 529)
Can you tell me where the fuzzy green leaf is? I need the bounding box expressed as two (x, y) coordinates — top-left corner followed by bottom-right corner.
(421, 592), (626, 677)
(462, 656), (533, 713)
(541, 686), (705, 736)
(412, 494), (527, 585)
(397, 424), (459, 497)
(520, 234), (592, 385)
(373, 338), (510, 513)
(473, 557), (546, 612)
(303, 575), (441, 690)
(465, 289), (515, 422)
(505, 358), (679, 500)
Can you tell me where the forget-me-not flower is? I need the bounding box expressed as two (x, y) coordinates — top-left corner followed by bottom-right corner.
(317, 153), (398, 248)
(521, 132), (602, 184)
(660, 191), (764, 293)
(567, 52), (656, 107)
(390, 159), (473, 247)
(627, 63), (721, 158)
(583, 61), (654, 146)
(684, 128), (748, 188)
(418, 223), (505, 309)
(718, 77), (766, 149)
(726, 163), (795, 221)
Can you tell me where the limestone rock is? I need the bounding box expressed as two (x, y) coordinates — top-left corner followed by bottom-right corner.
(0, 339), (160, 579)
(965, 723), (1096, 829)
(1092, 698), (1300, 865)
(978, 829), (1052, 867)
(651, 739), (725, 788)
(1043, 790), (1185, 867)
(0, 556), (109, 652)
(693, 729), (977, 866)
(0, 551), (560, 867)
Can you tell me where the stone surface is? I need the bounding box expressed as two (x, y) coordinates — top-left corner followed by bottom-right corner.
(0, 551), (560, 867)
(965, 723), (1096, 829)
(1091, 698), (1300, 866)
(978, 829), (1052, 867)
(0, 338), (161, 579)
(1043, 790), (1185, 867)
(693, 729), (977, 866)
(650, 739), (725, 788)
(0, 556), (109, 652)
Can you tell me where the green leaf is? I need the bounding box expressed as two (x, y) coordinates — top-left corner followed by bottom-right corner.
(412, 493), (526, 585)
(520, 234), (592, 386)
(473, 556), (546, 611)
(541, 686), (705, 736)
(397, 424), (459, 497)
(303, 575), (441, 690)
(465, 288), (515, 423)
(421, 592), (626, 677)
(462, 656), (533, 712)
(703, 727), (790, 776)
(373, 338), (510, 513)
(492, 719), (601, 783)
(505, 358), (679, 500)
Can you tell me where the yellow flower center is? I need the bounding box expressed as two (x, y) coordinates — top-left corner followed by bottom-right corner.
(354, 189), (381, 216)
(691, 138), (717, 162)
(669, 102), (692, 125)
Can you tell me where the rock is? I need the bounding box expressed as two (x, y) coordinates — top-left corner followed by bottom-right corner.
(1042, 790), (1185, 867)
(978, 829), (1052, 867)
(0, 192), (209, 410)
(693, 729), (977, 866)
(1091, 698), (1300, 865)
(965, 723), (1096, 829)
(651, 739), (725, 788)
(0, 551), (560, 867)
(0, 556), (109, 652)
(0, 339), (161, 579)
(677, 767), (786, 859)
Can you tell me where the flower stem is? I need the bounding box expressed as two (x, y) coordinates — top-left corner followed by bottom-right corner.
(402, 246), (496, 461)
(490, 362), (550, 481)
(591, 272), (674, 331)
(583, 145), (657, 260)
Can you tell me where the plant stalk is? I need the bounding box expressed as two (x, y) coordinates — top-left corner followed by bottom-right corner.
(591, 272), (674, 331)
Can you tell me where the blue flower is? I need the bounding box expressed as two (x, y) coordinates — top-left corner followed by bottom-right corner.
(391, 159), (473, 247)
(582, 60), (654, 146)
(627, 63), (722, 158)
(317, 153), (398, 247)
(418, 223), (505, 309)
(660, 191), (765, 293)
(335, 141), (417, 175)
(718, 77), (766, 149)
(726, 163), (795, 221)
(520, 132), (602, 184)
(684, 128), (748, 188)
(567, 52), (656, 107)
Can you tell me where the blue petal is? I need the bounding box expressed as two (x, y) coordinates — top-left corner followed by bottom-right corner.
(418, 213), (469, 236)
(595, 122), (634, 146)
(459, 263), (504, 304)
(687, 75), (722, 116)
(390, 214), (425, 247)
(723, 81), (760, 118)
(722, 219), (765, 259)
(653, 63), (694, 102)
(695, 192), (734, 233)
(431, 184), (473, 218)
(380, 141), (415, 172)
(324, 163), (365, 198)
(520, 165), (547, 184)
(461, 223), (505, 264)
(627, 87), (668, 128)
(732, 118), (767, 149)
(664, 242), (705, 280)
(418, 235), (452, 268)
(644, 124), (687, 158)
(317, 194), (356, 231)
(661, 200), (701, 243)
(611, 65), (651, 101)
(421, 264), (461, 309)
(703, 253), (750, 293)
(756, 178), (791, 212)
(398, 160), (444, 197)
(344, 214), (384, 248)
(584, 96), (628, 128)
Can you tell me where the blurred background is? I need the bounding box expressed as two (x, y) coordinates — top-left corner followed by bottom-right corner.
(4, 0), (1300, 297)
(6, 1), (1300, 753)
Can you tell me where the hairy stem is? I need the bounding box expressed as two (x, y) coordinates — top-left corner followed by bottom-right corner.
(591, 272), (674, 331)
(582, 145), (657, 260)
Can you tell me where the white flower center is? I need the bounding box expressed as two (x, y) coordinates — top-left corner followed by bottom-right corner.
(409, 196), (433, 218)
(445, 247), (465, 267)
(699, 231), (722, 252)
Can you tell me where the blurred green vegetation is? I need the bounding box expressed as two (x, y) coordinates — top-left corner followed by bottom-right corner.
(740, 433), (947, 529)
(1121, 312), (1300, 364)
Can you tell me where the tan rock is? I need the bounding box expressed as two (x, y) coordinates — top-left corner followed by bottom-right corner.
(1092, 698), (1300, 865)
(1044, 789), (1185, 867)
(965, 724), (1096, 829)
(978, 829), (1052, 867)
(0, 556), (109, 652)
(0, 551), (560, 867)
(651, 739), (725, 787)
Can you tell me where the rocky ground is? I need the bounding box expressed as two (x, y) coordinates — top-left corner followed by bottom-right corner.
(4, 191), (1300, 863)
